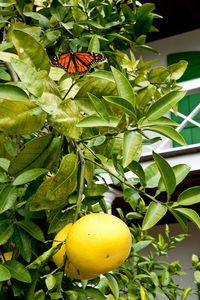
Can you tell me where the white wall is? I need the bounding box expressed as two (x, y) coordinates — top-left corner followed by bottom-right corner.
(138, 29), (200, 67)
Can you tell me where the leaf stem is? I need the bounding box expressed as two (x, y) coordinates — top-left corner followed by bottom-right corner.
(84, 155), (160, 205)
(74, 146), (85, 222)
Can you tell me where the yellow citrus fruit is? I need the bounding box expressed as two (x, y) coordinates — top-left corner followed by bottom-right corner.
(64, 260), (99, 280)
(65, 213), (132, 274)
(0, 251), (13, 262)
(53, 223), (99, 280)
(52, 223), (73, 267)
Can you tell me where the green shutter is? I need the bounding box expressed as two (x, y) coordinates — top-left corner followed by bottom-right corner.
(167, 52), (200, 147)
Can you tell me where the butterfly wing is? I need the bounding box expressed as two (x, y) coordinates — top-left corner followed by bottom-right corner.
(50, 52), (105, 75)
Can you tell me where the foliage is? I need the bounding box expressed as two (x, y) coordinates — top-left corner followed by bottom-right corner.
(0, 0), (199, 299)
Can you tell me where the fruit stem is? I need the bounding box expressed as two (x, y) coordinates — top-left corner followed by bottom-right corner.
(74, 146), (85, 222)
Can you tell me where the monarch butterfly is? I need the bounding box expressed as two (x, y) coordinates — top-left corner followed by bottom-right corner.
(50, 51), (105, 75)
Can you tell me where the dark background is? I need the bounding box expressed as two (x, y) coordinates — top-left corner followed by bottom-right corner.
(142, 0), (200, 41)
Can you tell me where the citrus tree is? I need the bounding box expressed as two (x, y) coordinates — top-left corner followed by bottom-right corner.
(0, 0), (200, 299)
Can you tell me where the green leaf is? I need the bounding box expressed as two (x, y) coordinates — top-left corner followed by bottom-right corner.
(148, 67), (169, 84)
(142, 202), (167, 230)
(30, 153), (78, 211)
(0, 171), (9, 183)
(123, 131), (142, 167)
(144, 163), (160, 188)
(159, 164), (190, 192)
(89, 70), (114, 82)
(4, 260), (31, 283)
(0, 0), (15, 6)
(23, 12), (50, 29)
(173, 208), (200, 229)
(111, 67), (135, 106)
(146, 91), (186, 120)
(142, 116), (179, 127)
(144, 125), (186, 145)
(161, 269), (170, 286)
(11, 30), (50, 72)
(45, 274), (56, 291)
(170, 210), (188, 232)
(33, 290), (45, 300)
(173, 164), (190, 185)
(88, 35), (100, 52)
(0, 221), (14, 245)
(27, 244), (62, 269)
(0, 264), (11, 281)
(180, 287), (193, 300)
(17, 220), (45, 242)
(13, 168), (48, 185)
(0, 158), (10, 171)
(168, 60), (188, 80)
(136, 84), (156, 107)
(48, 211), (72, 234)
(177, 186), (200, 206)
(88, 93), (109, 120)
(153, 152), (176, 197)
(8, 133), (53, 176)
(84, 287), (106, 300)
(0, 185), (17, 213)
(77, 115), (119, 128)
(127, 160), (146, 186)
(194, 271), (200, 283)
(49, 98), (82, 139)
(11, 58), (46, 98)
(105, 273), (119, 300)
(103, 96), (136, 117)
(14, 226), (32, 262)
(0, 84), (28, 101)
(132, 240), (152, 252)
(0, 100), (46, 135)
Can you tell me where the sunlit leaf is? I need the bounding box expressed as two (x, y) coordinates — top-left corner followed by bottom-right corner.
(146, 91), (186, 120)
(177, 186), (200, 206)
(0, 84), (28, 101)
(103, 96), (136, 117)
(0, 264), (11, 281)
(77, 115), (119, 128)
(142, 202), (167, 230)
(12, 30), (50, 72)
(11, 58), (47, 97)
(111, 67), (135, 106)
(0, 99), (46, 135)
(144, 163), (160, 188)
(167, 60), (188, 80)
(144, 125), (186, 145)
(29, 153), (78, 210)
(123, 131), (142, 167)
(173, 208), (200, 229)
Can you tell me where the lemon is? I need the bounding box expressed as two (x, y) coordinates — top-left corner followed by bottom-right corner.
(64, 260), (99, 280)
(65, 213), (132, 274)
(52, 223), (73, 267)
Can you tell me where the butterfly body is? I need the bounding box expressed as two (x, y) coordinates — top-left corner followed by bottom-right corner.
(50, 51), (105, 75)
